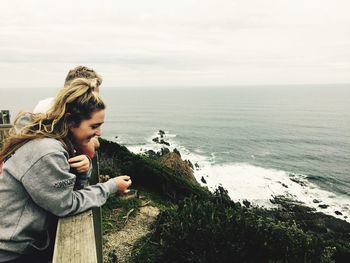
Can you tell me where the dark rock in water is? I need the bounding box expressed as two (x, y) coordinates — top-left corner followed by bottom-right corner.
(161, 147), (170, 156)
(195, 162), (199, 168)
(152, 135), (170, 146)
(313, 199), (321, 203)
(267, 195), (350, 240)
(160, 139), (170, 146)
(319, 204), (329, 209)
(282, 183), (288, 188)
(201, 176), (207, 184)
(290, 178), (307, 187)
(115, 136), (118, 139)
(335, 211), (343, 216)
(158, 130), (165, 138)
(185, 160), (194, 170)
(243, 200), (251, 208)
(173, 148), (181, 157)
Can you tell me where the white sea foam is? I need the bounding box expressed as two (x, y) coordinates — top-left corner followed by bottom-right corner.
(193, 162), (349, 222)
(125, 131), (350, 222)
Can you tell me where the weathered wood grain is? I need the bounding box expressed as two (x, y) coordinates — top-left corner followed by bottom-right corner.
(52, 210), (97, 263)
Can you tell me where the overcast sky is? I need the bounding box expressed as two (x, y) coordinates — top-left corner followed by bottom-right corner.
(1, 0), (349, 88)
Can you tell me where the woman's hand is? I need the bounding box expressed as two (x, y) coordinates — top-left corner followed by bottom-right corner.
(68, 155), (90, 173)
(115, 175), (132, 193)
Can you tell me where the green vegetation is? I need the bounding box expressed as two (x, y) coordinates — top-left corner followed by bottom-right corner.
(99, 138), (209, 202)
(99, 138), (350, 263)
(132, 188), (348, 263)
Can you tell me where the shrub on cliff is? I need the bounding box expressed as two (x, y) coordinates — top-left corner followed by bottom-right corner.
(98, 138), (208, 202)
(133, 187), (349, 263)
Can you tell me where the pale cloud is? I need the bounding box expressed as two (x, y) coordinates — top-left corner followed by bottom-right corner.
(0, 0), (349, 88)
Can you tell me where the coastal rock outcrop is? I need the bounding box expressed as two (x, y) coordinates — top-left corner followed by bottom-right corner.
(152, 137), (170, 146)
(158, 130), (165, 138)
(319, 204), (329, 209)
(173, 148), (181, 157)
(158, 152), (198, 184)
(161, 147), (170, 156)
(269, 196), (350, 240)
(185, 160), (194, 170)
(152, 130), (170, 146)
(144, 148), (170, 160)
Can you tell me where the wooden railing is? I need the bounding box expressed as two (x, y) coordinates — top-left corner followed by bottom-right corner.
(52, 154), (103, 263)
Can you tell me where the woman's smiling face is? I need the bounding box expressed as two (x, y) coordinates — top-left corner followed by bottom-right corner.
(70, 109), (105, 147)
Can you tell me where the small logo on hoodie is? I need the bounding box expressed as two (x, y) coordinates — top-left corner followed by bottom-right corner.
(54, 178), (76, 188)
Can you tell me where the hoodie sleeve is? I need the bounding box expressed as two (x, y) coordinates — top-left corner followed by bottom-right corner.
(21, 150), (118, 217)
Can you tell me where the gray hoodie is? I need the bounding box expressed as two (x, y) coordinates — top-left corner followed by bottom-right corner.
(0, 138), (118, 261)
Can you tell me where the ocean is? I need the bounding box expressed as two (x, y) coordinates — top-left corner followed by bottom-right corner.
(1, 85), (349, 220)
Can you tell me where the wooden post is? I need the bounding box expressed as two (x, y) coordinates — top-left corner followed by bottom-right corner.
(90, 152), (103, 263)
(0, 110), (11, 148)
(0, 110), (10, 124)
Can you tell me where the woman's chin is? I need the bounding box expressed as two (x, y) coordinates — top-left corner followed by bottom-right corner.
(79, 139), (90, 147)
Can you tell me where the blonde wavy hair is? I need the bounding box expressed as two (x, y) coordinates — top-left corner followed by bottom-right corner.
(0, 78), (105, 163)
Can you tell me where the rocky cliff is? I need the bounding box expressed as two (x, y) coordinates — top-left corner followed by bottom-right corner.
(158, 152), (197, 184)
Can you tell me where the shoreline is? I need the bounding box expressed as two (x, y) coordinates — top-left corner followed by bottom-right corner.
(107, 130), (350, 223)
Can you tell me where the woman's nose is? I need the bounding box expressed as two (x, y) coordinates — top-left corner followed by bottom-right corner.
(95, 127), (101, 136)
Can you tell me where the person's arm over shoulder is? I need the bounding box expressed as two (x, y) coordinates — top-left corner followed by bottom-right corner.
(33, 97), (54, 113)
(21, 149), (118, 217)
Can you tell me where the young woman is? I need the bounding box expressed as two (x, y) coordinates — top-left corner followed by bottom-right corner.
(0, 78), (131, 263)
(33, 65), (103, 158)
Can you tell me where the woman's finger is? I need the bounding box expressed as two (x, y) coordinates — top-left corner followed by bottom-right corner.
(69, 162), (82, 168)
(68, 156), (83, 163)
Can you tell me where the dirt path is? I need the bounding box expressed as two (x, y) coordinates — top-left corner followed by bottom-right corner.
(103, 205), (160, 263)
